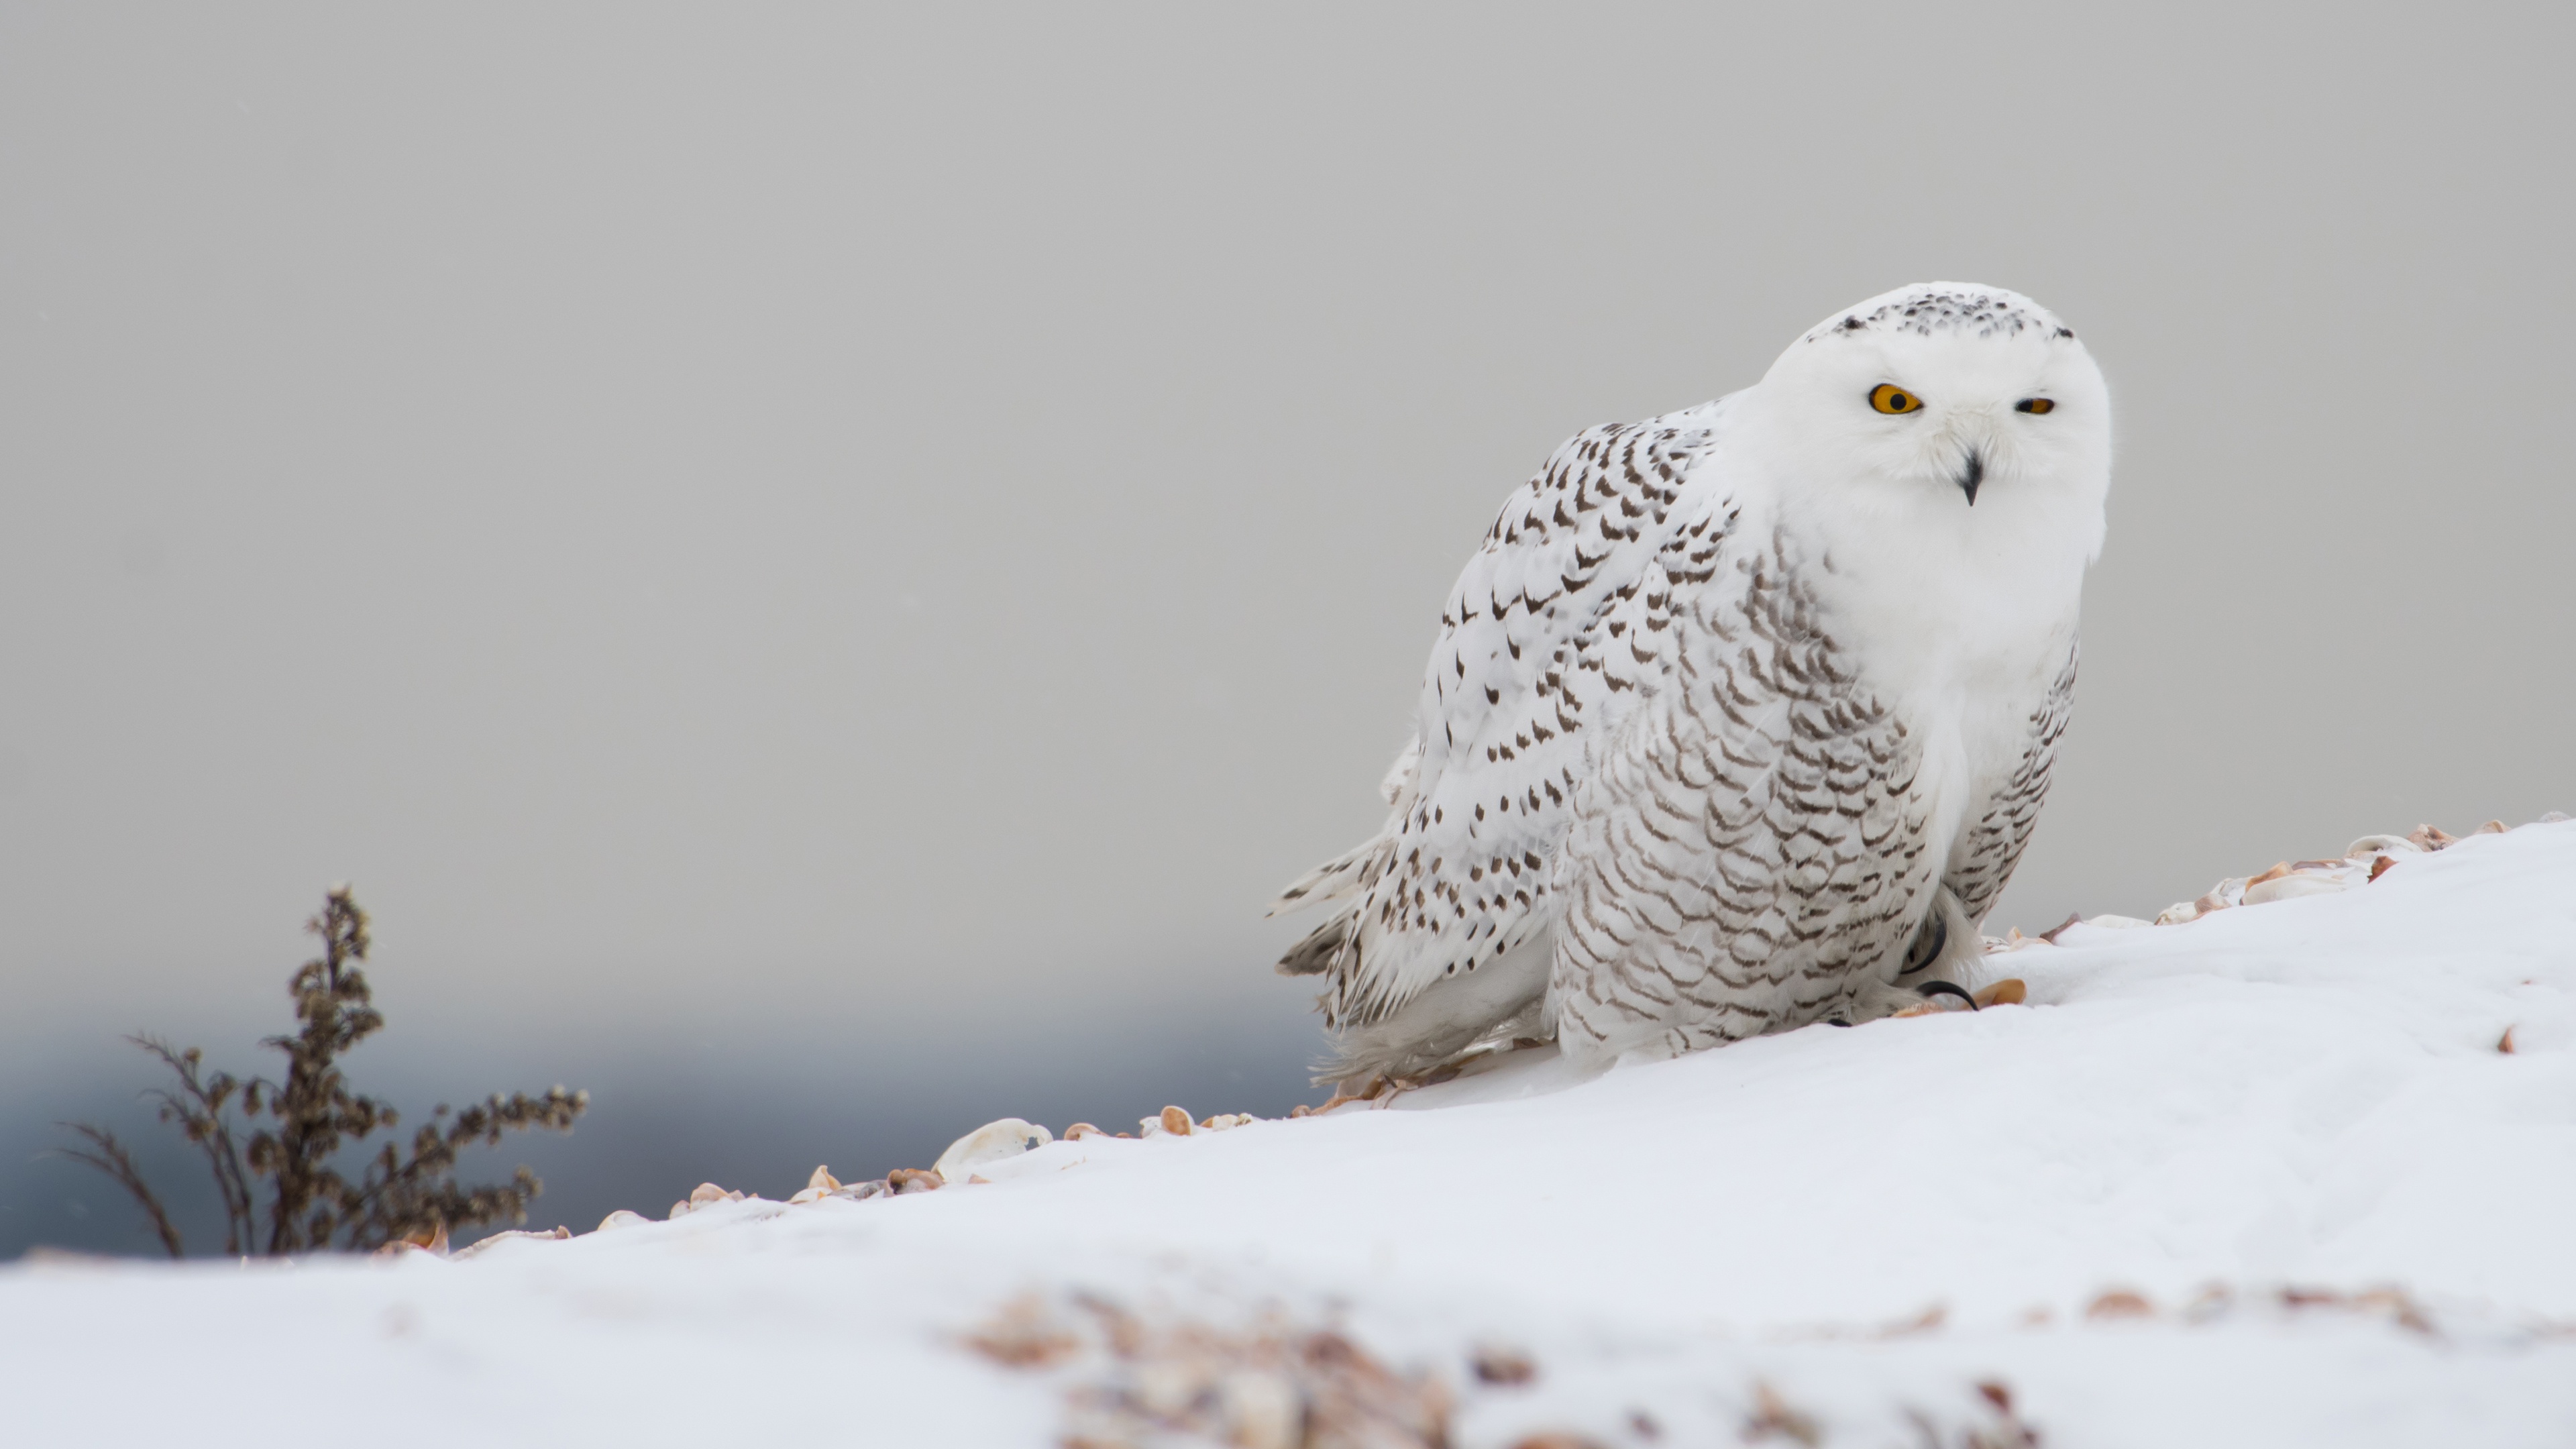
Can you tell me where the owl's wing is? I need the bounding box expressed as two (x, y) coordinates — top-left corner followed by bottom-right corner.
(1273, 397), (1746, 1028)
(1941, 642), (2080, 926)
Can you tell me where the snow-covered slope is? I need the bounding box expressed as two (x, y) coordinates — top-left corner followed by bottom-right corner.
(9, 822), (2575, 1447)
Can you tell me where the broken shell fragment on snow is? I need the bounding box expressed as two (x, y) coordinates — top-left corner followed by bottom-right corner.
(1063, 1122), (1108, 1141)
(788, 1164), (845, 1205)
(1144, 1106), (1195, 1137)
(2159, 873), (2253, 923)
(1974, 978), (2028, 1008)
(1218, 1368), (1301, 1449)
(932, 1118), (1053, 1184)
(449, 1226), (571, 1261)
(2086, 1289), (2155, 1320)
(1134, 1358), (1211, 1419)
(1470, 1342), (1538, 1386)
(1744, 1382), (1823, 1447)
(888, 1168), (943, 1193)
(596, 1209), (650, 1232)
(670, 1182), (746, 1216)
(2243, 871), (2349, 905)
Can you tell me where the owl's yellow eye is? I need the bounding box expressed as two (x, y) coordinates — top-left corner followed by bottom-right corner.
(2015, 397), (2055, 415)
(1868, 384), (1922, 415)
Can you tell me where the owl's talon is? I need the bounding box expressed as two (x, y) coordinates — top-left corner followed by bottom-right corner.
(1893, 976), (2028, 1019)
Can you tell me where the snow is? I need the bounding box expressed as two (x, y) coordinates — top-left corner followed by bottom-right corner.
(9, 821), (2575, 1446)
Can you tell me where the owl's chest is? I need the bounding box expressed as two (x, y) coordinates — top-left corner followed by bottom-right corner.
(1801, 573), (2074, 864)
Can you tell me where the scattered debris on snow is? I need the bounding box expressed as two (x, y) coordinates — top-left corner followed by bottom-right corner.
(2124, 817), (2548, 926)
(447, 1226), (570, 1261)
(964, 1293), (1452, 1449)
(1468, 1342), (1537, 1388)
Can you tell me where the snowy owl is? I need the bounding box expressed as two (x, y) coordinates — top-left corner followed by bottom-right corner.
(1272, 282), (2109, 1087)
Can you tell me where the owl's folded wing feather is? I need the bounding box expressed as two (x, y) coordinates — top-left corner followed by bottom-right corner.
(1273, 398), (1747, 1029)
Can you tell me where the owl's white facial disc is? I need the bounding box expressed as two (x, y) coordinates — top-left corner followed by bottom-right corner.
(1752, 282), (2112, 566)
(1728, 280), (2112, 724)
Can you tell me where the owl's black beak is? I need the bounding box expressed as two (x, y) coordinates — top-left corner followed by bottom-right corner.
(1955, 446), (1984, 506)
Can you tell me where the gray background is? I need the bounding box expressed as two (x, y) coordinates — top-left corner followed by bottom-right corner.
(3, 5), (2567, 1257)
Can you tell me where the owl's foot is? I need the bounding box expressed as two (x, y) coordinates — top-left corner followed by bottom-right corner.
(1295, 1073), (1398, 1116)
(1302, 1085), (1368, 1116)
(1297, 1067), (1450, 1116)
(1296, 1034), (1562, 1115)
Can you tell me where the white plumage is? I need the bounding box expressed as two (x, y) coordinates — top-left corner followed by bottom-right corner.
(1274, 282), (2110, 1085)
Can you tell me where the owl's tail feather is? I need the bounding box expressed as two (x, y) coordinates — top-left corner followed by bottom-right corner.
(1269, 736), (1419, 920)
(1275, 911), (1352, 978)
(1271, 831), (1389, 979)
(1266, 835), (1384, 918)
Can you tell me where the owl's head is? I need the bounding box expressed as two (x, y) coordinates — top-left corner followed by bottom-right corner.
(1754, 282), (2110, 555)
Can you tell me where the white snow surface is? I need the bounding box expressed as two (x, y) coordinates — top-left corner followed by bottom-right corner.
(10, 822), (2576, 1446)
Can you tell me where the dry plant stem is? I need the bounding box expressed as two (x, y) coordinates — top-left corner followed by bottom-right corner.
(134, 1035), (257, 1254)
(54, 1124), (184, 1259)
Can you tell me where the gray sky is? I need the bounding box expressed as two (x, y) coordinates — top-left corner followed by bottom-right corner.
(3, 6), (2570, 1252)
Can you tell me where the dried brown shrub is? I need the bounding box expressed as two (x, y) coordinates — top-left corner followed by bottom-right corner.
(60, 887), (587, 1257)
